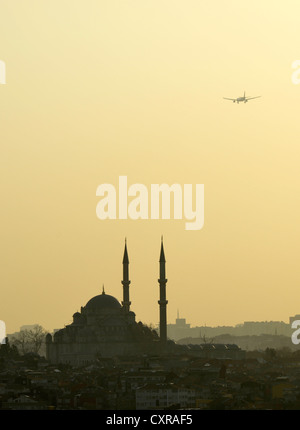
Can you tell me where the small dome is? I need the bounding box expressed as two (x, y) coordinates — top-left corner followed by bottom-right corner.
(73, 312), (81, 318)
(72, 312), (84, 324)
(85, 291), (121, 311)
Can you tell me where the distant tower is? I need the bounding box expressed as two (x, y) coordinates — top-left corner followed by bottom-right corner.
(158, 237), (168, 344)
(122, 238), (131, 312)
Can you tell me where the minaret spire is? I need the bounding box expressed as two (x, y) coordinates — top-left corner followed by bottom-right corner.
(122, 238), (131, 312)
(158, 237), (168, 344)
(159, 236), (166, 264)
(123, 238), (129, 264)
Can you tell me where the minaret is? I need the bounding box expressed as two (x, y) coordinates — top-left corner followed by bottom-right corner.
(122, 238), (131, 312)
(158, 236), (168, 344)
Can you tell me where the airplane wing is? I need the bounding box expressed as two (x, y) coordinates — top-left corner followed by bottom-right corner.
(223, 97), (236, 101)
(245, 96), (261, 100)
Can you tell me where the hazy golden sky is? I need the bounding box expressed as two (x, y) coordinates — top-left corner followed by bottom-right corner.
(1, 1), (300, 334)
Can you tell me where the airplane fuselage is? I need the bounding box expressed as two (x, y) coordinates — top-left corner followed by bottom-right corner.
(224, 92), (260, 104)
(234, 96), (248, 104)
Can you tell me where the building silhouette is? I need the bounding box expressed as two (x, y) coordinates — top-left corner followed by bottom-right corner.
(46, 239), (169, 365)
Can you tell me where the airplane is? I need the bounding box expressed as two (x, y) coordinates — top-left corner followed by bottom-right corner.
(223, 91), (261, 104)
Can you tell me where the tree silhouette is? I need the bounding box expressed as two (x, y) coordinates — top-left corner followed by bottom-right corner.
(10, 325), (47, 355)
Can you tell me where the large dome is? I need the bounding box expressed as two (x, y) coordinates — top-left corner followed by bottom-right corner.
(85, 291), (121, 311)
